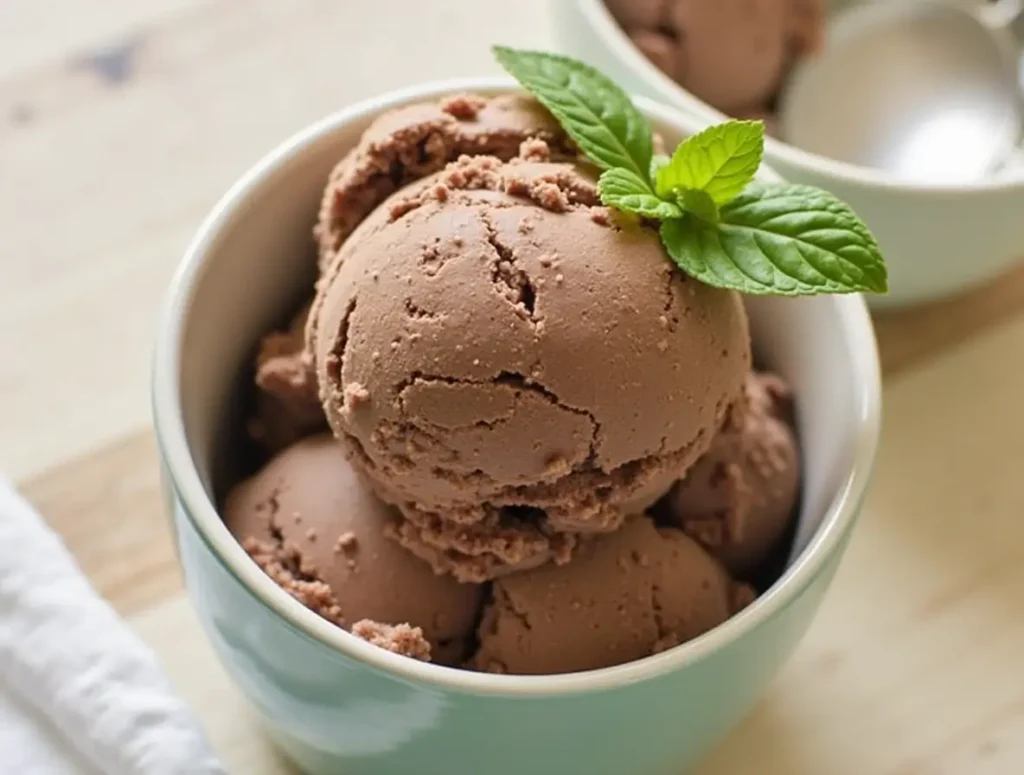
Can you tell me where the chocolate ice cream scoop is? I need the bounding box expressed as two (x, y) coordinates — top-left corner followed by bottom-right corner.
(605, 0), (824, 115)
(309, 140), (750, 580)
(224, 434), (484, 665)
(666, 372), (800, 577)
(471, 517), (751, 675)
(246, 302), (327, 454)
(315, 93), (571, 272)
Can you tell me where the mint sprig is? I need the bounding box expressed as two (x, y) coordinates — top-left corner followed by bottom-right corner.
(493, 46), (888, 296)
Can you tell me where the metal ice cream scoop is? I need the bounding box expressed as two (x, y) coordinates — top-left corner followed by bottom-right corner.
(780, 0), (1024, 183)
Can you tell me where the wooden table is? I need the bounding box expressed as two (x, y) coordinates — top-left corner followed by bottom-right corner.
(3, 2), (1024, 772)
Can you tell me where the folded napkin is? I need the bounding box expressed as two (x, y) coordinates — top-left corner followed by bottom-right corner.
(0, 479), (226, 775)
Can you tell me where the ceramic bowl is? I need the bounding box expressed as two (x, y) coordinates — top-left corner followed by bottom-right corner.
(152, 78), (882, 775)
(552, 0), (1024, 309)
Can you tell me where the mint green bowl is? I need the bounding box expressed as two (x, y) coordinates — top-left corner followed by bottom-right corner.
(152, 78), (882, 775)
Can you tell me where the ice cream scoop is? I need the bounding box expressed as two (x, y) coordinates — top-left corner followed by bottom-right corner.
(308, 141), (751, 580)
(471, 516), (752, 675)
(666, 372), (799, 577)
(224, 434), (484, 665)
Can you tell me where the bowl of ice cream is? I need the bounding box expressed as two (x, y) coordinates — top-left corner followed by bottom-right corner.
(552, 0), (1024, 308)
(152, 72), (882, 775)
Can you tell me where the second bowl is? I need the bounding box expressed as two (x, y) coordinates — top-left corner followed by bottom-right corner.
(553, 0), (1024, 308)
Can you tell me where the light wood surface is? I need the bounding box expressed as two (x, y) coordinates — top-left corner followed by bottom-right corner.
(4, 2), (1024, 773)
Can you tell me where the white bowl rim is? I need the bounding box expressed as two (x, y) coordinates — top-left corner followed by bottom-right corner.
(577, 0), (1024, 193)
(152, 75), (883, 699)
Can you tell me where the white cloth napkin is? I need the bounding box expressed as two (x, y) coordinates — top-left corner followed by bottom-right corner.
(0, 479), (226, 775)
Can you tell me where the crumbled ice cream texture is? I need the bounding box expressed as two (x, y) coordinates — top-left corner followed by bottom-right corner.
(241, 536), (345, 626)
(352, 620), (432, 662)
(309, 138), (750, 582)
(247, 303), (327, 454)
(666, 372), (800, 576)
(315, 93), (573, 272)
(335, 531), (358, 553)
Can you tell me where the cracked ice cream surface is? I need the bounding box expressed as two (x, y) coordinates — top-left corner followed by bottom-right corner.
(224, 435), (483, 665)
(471, 516), (751, 675)
(309, 142), (751, 580)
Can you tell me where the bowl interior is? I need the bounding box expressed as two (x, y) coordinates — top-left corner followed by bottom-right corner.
(158, 81), (880, 683)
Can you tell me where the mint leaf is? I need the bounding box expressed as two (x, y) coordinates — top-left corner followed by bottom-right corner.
(659, 182), (888, 295)
(656, 121), (764, 207)
(493, 46), (653, 180)
(649, 154), (670, 181)
(598, 169), (682, 220)
(677, 188), (718, 224)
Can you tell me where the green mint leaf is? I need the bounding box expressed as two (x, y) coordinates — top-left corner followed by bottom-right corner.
(659, 182), (888, 295)
(598, 168), (682, 220)
(493, 46), (653, 180)
(677, 188), (719, 224)
(656, 120), (764, 207)
(649, 154), (670, 182)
